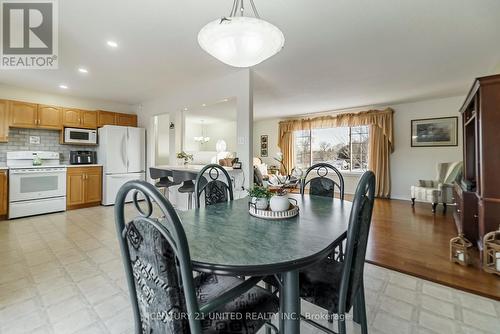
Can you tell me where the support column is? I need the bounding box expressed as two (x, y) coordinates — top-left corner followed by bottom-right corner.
(236, 69), (253, 191)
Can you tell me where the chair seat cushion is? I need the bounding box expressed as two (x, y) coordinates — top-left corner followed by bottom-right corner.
(196, 274), (279, 334)
(155, 180), (179, 188)
(410, 185), (441, 203)
(299, 259), (347, 314)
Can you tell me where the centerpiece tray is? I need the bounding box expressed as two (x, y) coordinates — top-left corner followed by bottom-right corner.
(248, 198), (299, 220)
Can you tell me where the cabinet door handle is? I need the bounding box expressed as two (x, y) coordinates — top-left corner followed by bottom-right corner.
(457, 209), (461, 213)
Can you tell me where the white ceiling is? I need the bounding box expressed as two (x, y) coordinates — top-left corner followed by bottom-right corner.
(184, 97), (237, 124)
(1, 0), (499, 119)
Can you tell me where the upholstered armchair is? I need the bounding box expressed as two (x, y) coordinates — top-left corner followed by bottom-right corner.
(410, 161), (463, 213)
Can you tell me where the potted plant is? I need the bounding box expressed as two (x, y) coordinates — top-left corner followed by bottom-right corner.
(269, 187), (290, 212)
(176, 151), (193, 165)
(248, 186), (272, 210)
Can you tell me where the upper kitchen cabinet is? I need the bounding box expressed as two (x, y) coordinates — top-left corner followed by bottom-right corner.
(98, 110), (116, 127)
(81, 110), (98, 128)
(116, 113), (138, 127)
(63, 108), (97, 129)
(97, 110), (137, 127)
(37, 105), (63, 129)
(9, 101), (62, 130)
(0, 100), (8, 142)
(9, 101), (37, 128)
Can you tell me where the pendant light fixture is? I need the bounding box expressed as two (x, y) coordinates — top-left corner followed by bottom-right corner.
(198, 0), (285, 68)
(194, 120), (210, 144)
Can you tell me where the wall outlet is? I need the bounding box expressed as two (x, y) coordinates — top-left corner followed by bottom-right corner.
(238, 136), (245, 145)
(29, 136), (41, 144)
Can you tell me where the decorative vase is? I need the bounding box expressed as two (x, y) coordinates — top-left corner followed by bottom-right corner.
(251, 197), (268, 210)
(270, 193), (290, 212)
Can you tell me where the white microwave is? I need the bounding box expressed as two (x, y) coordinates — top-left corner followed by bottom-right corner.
(64, 128), (97, 144)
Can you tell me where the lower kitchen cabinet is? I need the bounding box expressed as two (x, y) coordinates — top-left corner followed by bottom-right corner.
(0, 170), (7, 218)
(67, 166), (102, 210)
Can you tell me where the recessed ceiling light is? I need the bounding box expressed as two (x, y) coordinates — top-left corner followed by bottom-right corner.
(202, 103), (207, 107)
(183, 107), (188, 111)
(107, 40), (118, 48)
(222, 98), (229, 102)
(78, 68), (88, 74)
(59, 84), (68, 89)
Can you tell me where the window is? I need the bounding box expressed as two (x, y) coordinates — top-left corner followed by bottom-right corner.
(294, 126), (369, 172)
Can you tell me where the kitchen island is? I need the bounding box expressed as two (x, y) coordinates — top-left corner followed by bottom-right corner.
(154, 164), (246, 210)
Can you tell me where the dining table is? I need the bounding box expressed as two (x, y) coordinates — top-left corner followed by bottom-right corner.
(176, 193), (351, 334)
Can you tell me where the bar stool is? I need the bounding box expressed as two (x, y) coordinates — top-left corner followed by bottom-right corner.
(172, 170), (198, 210)
(149, 168), (180, 199)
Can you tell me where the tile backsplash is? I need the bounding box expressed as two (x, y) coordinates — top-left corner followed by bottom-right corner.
(0, 128), (97, 164)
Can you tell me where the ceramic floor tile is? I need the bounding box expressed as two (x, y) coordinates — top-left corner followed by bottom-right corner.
(422, 282), (456, 303)
(46, 295), (89, 323)
(52, 309), (97, 334)
(373, 311), (412, 334)
(461, 309), (500, 333)
(378, 295), (415, 321)
(457, 292), (498, 317)
(418, 310), (460, 334)
(421, 295), (456, 319)
(384, 283), (418, 304)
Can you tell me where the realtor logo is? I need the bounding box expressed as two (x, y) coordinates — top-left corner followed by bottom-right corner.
(1, 0), (58, 69)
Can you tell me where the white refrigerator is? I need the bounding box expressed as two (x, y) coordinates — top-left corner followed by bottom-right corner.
(98, 125), (146, 205)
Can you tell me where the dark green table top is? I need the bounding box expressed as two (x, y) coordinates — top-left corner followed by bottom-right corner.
(177, 194), (351, 275)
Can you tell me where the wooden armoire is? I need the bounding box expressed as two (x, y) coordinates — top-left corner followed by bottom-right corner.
(453, 74), (500, 251)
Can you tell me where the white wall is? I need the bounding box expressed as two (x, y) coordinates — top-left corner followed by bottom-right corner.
(0, 84), (135, 112)
(253, 95), (465, 199)
(155, 113), (170, 165)
(204, 121), (237, 152)
(391, 95), (463, 199)
(138, 70), (254, 189)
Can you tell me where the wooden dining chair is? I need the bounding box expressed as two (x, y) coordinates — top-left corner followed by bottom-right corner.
(195, 164), (234, 208)
(114, 180), (279, 334)
(301, 163), (345, 200)
(299, 170), (375, 334)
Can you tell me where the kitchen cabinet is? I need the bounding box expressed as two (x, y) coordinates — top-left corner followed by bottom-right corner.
(98, 110), (137, 127)
(9, 101), (62, 130)
(0, 100), (8, 142)
(0, 170), (7, 217)
(36, 105), (63, 129)
(9, 101), (37, 128)
(66, 166), (102, 210)
(97, 110), (116, 127)
(81, 110), (98, 128)
(63, 108), (97, 129)
(116, 113), (137, 127)
(63, 108), (81, 127)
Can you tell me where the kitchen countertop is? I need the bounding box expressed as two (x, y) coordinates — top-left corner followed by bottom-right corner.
(65, 164), (103, 168)
(0, 164), (103, 170)
(155, 164), (243, 172)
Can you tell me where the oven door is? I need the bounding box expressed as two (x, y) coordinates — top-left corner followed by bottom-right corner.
(9, 168), (67, 202)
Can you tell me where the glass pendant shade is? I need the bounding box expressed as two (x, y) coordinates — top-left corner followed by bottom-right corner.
(198, 16), (285, 68)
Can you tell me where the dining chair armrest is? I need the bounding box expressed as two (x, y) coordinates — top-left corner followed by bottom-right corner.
(199, 276), (263, 314)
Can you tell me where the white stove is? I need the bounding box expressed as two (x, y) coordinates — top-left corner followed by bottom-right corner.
(6, 151), (67, 219)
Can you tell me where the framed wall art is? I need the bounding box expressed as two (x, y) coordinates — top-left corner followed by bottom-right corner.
(260, 135), (268, 157)
(411, 117), (458, 147)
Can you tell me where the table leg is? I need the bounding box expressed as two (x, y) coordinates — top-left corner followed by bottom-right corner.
(283, 270), (300, 334)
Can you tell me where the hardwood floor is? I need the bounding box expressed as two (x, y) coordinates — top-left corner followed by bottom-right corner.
(366, 198), (500, 301)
